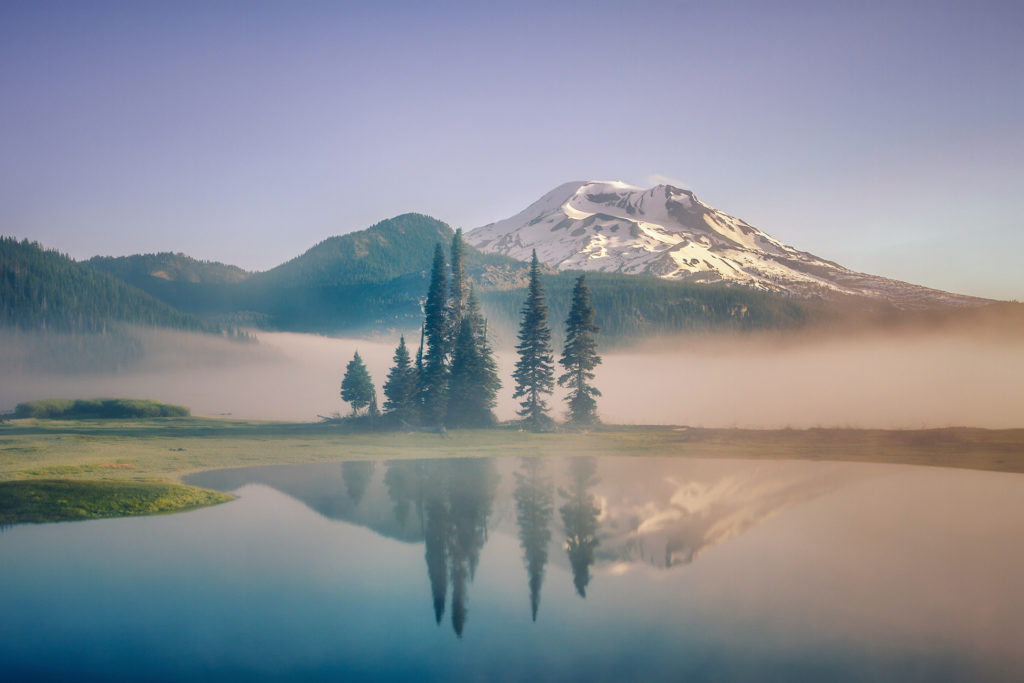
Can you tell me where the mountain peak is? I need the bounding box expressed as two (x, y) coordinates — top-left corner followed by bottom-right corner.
(466, 181), (988, 309)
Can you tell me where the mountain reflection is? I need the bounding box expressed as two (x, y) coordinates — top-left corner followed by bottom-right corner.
(513, 458), (554, 620)
(185, 456), (867, 635)
(559, 457), (601, 598)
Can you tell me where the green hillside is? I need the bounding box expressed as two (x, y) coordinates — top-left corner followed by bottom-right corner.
(69, 214), (819, 342)
(242, 215), (531, 333)
(235, 214), (457, 332)
(85, 252), (250, 316)
(78, 214), (529, 334)
(0, 237), (217, 334)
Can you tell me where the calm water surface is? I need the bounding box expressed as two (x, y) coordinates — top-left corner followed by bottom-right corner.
(2, 456), (1023, 681)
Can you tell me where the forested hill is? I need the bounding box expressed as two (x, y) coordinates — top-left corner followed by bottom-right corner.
(87, 252), (249, 286)
(481, 271), (813, 347)
(0, 237), (218, 334)
(237, 213), (528, 332)
(76, 213), (530, 334)
(13, 213), (825, 344)
(253, 213), (456, 288)
(86, 252), (251, 317)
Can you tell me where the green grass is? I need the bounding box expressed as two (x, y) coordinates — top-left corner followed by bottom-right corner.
(0, 479), (232, 525)
(14, 398), (189, 419)
(1, 417), (1023, 526)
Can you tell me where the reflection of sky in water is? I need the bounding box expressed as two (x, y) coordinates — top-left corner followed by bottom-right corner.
(2, 457), (1023, 681)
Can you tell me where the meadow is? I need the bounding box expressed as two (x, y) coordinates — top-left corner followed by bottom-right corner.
(3, 416), (1023, 525)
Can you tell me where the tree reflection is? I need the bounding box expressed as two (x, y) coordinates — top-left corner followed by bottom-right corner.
(341, 460), (375, 506)
(423, 470), (449, 625)
(383, 460), (426, 531)
(559, 457), (601, 598)
(514, 457), (553, 621)
(405, 458), (499, 637)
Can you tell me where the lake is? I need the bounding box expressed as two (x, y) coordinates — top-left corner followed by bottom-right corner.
(2, 455), (1023, 681)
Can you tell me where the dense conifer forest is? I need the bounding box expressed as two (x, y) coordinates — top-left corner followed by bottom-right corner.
(0, 237), (219, 334)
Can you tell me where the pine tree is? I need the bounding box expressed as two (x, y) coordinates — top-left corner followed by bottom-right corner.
(445, 229), (467, 360)
(558, 274), (602, 425)
(341, 351), (375, 416)
(447, 288), (501, 427)
(368, 391), (380, 418)
(421, 244), (449, 425)
(414, 323), (425, 412)
(512, 251), (555, 430)
(383, 335), (419, 425)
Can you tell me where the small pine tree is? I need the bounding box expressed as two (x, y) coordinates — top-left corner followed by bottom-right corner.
(447, 288), (501, 427)
(341, 351), (375, 416)
(421, 244), (449, 425)
(383, 335), (419, 425)
(558, 274), (602, 425)
(512, 251), (555, 430)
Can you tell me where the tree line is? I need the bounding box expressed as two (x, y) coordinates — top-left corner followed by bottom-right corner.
(340, 231), (602, 430)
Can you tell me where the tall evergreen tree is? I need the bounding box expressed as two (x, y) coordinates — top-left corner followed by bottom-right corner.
(383, 335), (419, 425)
(512, 251), (555, 430)
(340, 351), (375, 416)
(445, 229), (467, 359)
(558, 274), (602, 425)
(421, 244), (449, 425)
(447, 288), (501, 428)
(414, 324), (425, 413)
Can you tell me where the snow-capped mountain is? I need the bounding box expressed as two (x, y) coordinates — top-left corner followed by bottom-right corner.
(467, 181), (986, 308)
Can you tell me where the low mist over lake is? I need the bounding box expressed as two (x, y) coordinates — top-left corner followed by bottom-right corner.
(3, 326), (1021, 429)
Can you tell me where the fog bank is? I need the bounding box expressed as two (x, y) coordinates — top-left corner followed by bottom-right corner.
(1, 328), (1021, 429)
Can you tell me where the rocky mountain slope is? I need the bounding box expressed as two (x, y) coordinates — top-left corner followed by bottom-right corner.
(467, 181), (988, 309)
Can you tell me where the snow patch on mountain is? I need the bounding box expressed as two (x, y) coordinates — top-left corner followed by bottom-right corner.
(467, 181), (988, 308)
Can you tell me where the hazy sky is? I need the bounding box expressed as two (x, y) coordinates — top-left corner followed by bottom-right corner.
(2, 0), (1022, 300)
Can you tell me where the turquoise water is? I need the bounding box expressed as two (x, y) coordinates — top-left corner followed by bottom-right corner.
(2, 456), (1023, 681)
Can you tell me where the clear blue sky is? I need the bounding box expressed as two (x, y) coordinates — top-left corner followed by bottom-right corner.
(2, 0), (1022, 300)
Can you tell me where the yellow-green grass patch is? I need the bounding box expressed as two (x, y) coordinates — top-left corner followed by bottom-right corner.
(0, 479), (232, 525)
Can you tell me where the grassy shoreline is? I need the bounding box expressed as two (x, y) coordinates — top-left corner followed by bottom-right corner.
(2, 417), (1023, 525)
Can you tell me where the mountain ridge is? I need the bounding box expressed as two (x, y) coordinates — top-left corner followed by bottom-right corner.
(0, 237), (223, 335)
(467, 181), (990, 310)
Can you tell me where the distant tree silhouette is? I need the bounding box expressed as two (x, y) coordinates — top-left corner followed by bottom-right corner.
(512, 251), (555, 430)
(559, 457), (601, 598)
(514, 457), (554, 621)
(340, 351), (375, 416)
(558, 274), (602, 425)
